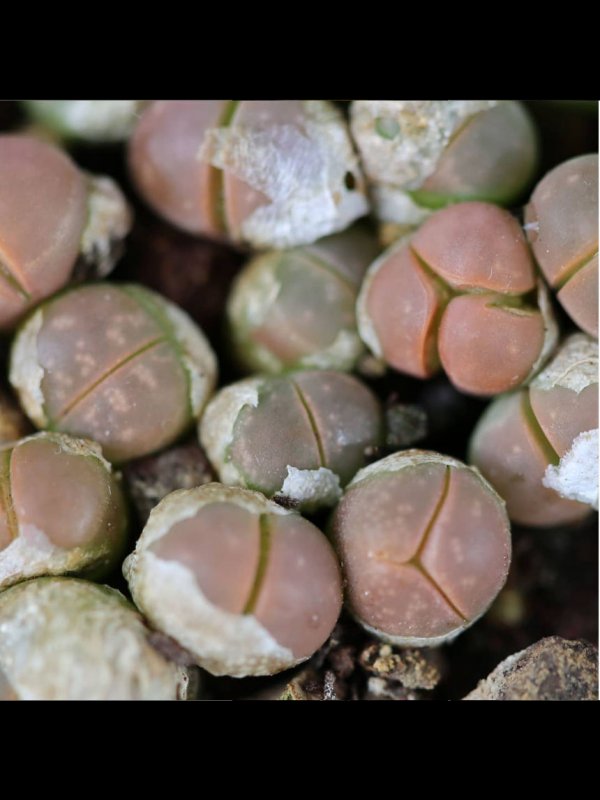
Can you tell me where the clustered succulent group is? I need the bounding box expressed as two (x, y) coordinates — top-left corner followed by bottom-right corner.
(0, 99), (597, 701)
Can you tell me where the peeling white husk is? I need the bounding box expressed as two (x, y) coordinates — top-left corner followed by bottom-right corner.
(228, 253), (281, 332)
(199, 378), (261, 485)
(0, 528), (105, 591)
(351, 100), (498, 189)
(532, 334), (598, 510)
(531, 333), (598, 393)
(279, 466), (342, 511)
(0, 578), (189, 700)
(525, 280), (560, 384)
(126, 553), (296, 677)
(372, 184), (433, 227)
(162, 299), (218, 417)
(199, 101), (369, 248)
(300, 329), (364, 372)
(9, 309), (48, 428)
(543, 429), (599, 509)
(79, 174), (132, 279)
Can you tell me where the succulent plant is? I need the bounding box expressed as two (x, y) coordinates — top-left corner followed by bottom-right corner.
(469, 334), (598, 527)
(129, 100), (369, 249)
(357, 201), (557, 395)
(0, 135), (131, 330)
(0, 432), (128, 590)
(10, 283), (217, 463)
(199, 371), (383, 512)
(350, 100), (537, 238)
(525, 154), (598, 337)
(123, 484), (343, 677)
(331, 450), (511, 646)
(0, 577), (191, 700)
(0, 99), (594, 703)
(227, 226), (379, 374)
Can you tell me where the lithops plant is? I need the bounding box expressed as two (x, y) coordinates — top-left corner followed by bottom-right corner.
(0, 577), (191, 700)
(350, 100), (537, 236)
(469, 334), (598, 527)
(357, 201), (557, 396)
(199, 371), (384, 512)
(24, 100), (146, 144)
(0, 432), (127, 590)
(0, 135), (131, 330)
(331, 451), (511, 646)
(10, 283), (217, 463)
(123, 484), (343, 677)
(227, 226), (380, 373)
(525, 154), (598, 337)
(128, 100), (369, 249)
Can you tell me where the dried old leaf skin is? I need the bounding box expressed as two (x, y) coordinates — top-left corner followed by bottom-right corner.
(129, 100), (369, 249)
(0, 577), (189, 700)
(469, 334), (598, 526)
(358, 202), (554, 395)
(124, 484), (343, 677)
(525, 154), (598, 337)
(9, 283), (217, 463)
(350, 101), (537, 227)
(331, 451), (511, 646)
(0, 432), (128, 590)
